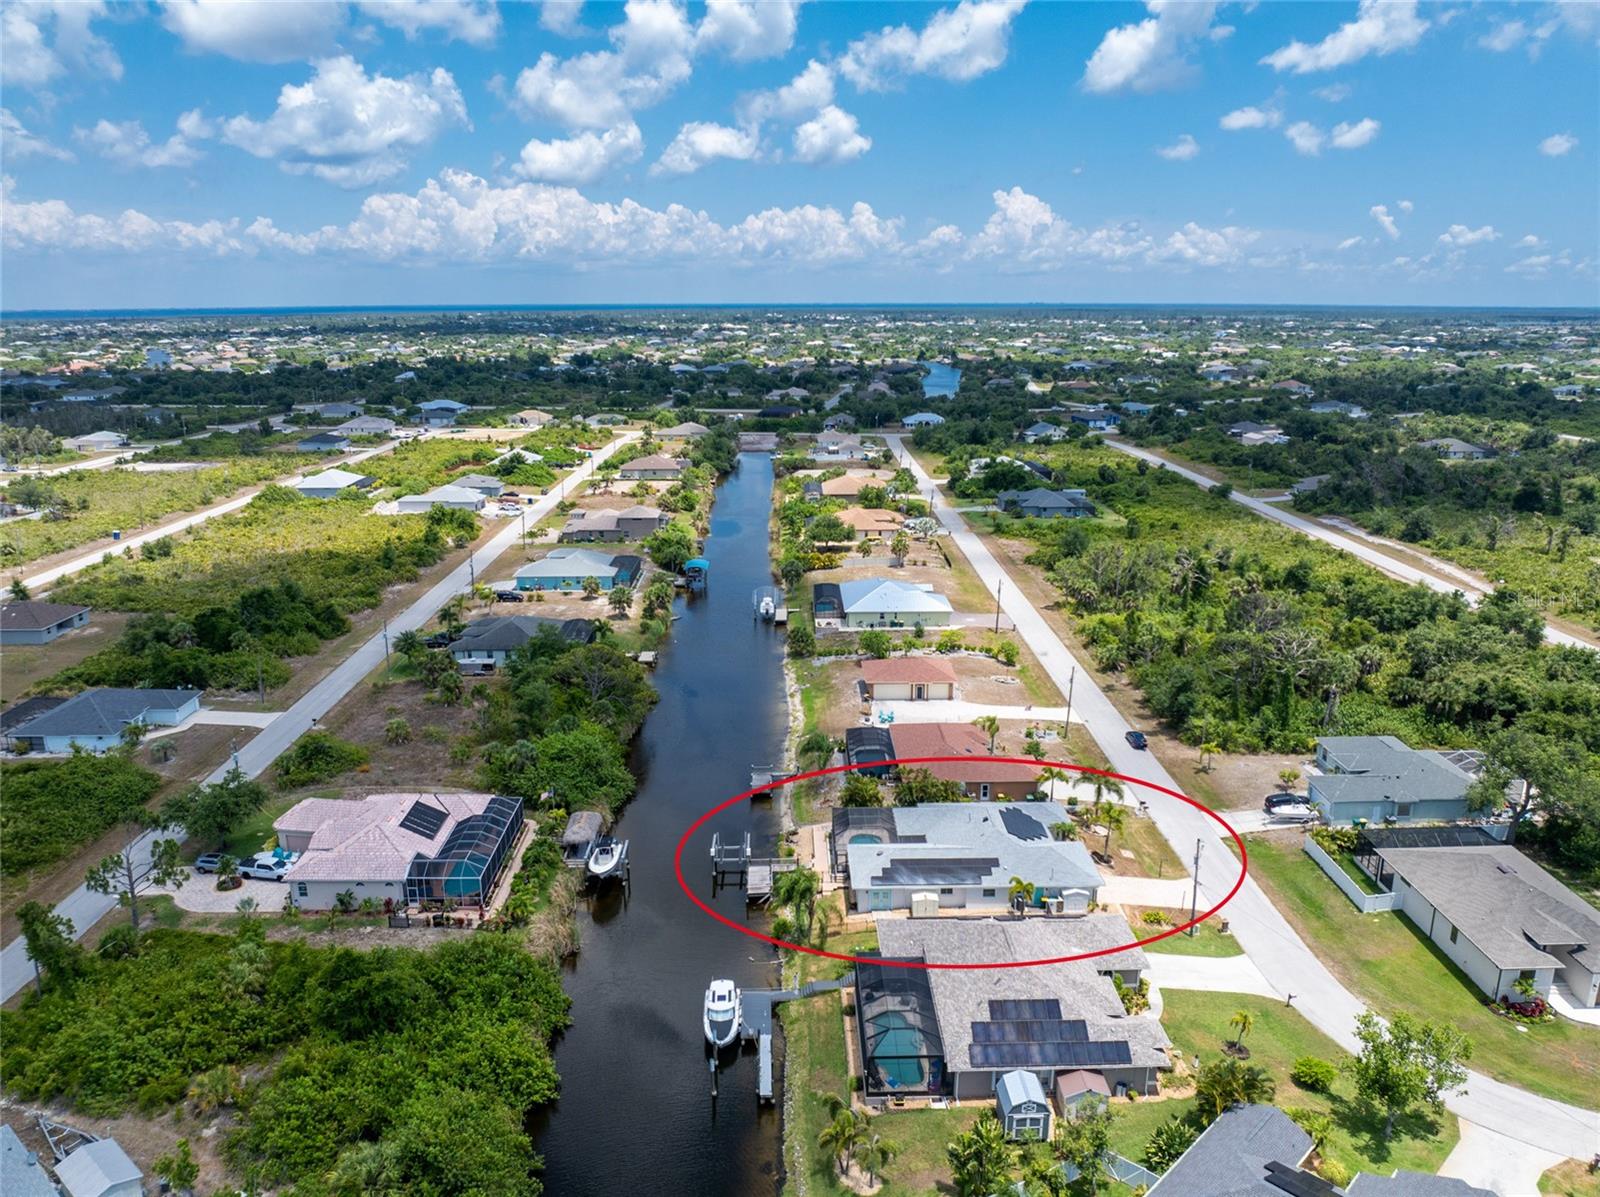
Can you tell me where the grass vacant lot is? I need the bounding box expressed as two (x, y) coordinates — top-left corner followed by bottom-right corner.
(1135, 912), (1244, 957)
(1152, 991), (1458, 1180)
(1241, 834), (1600, 1110)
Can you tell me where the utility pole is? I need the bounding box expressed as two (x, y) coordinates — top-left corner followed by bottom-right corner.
(1187, 838), (1204, 936)
(993, 576), (1003, 634)
(1064, 665), (1077, 731)
(382, 618), (391, 667)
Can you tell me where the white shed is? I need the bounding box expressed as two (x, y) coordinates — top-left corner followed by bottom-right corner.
(55, 1139), (143, 1197)
(995, 1069), (1052, 1141)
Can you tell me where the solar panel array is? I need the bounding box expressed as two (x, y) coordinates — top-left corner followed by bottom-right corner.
(398, 800), (448, 839)
(988, 999), (1062, 1021)
(969, 997), (1131, 1069)
(971, 1018), (1090, 1045)
(870, 857), (999, 886)
(998, 807), (1048, 841)
(1264, 1161), (1341, 1197)
(968, 1039), (1132, 1069)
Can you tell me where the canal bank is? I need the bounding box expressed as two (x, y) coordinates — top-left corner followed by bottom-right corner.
(533, 452), (792, 1196)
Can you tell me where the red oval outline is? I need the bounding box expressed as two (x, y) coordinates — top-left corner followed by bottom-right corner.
(672, 755), (1248, 970)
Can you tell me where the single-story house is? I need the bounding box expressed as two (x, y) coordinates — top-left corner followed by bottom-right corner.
(884, 721), (1040, 800)
(1310, 399), (1367, 418)
(1068, 408), (1120, 430)
(1023, 421), (1068, 443)
(1290, 474), (1331, 496)
(823, 413), (858, 430)
(618, 453), (690, 480)
(995, 487), (1096, 519)
(1419, 437), (1491, 460)
(820, 471), (892, 498)
(1271, 379), (1316, 397)
(312, 402), (363, 420)
(659, 421), (710, 438)
(858, 655), (957, 701)
(333, 415), (397, 436)
(1148, 1103), (1494, 1196)
(833, 801), (1099, 913)
(297, 431), (351, 453)
(64, 430), (129, 453)
(813, 433), (869, 460)
(509, 408), (553, 428)
(865, 917), (1170, 1100)
(277, 791), (525, 911)
(814, 578), (953, 628)
(1308, 735), (1477, 824)
(5, 687), (201, 753)
(833, 507), (904, 539)
(448, 614), (595, 668)
(514, 548), (641, 591)
(1353, 827), (1600, 1008)
(1199, 363), (1241, 382)
(559, 504), (670, 542)
(418, 399), (470, 426)
(452, 473), (505, 497)
(1226, 421), (1287, 443)
(53, 1137), (144, 1197)
(294, 468), (373, 499)
(1, 599), (91, 645)
(395, 484), (486, 513)
(903, 412), (945, 427)
(996, 1069), (1052, 1141)
(0, 1124), (58, 1197)
(1119, 400), (1156, 415)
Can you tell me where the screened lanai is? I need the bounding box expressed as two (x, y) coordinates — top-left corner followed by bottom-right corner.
(855, 953), (947, 1096)
(404, 793), (524, 909)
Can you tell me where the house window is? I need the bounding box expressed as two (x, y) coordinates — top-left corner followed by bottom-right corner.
(1448, 925), (1458, 944)
(982, 889), (996, 897)
(939, 888), (954, 895)
(1395, 802), (1413, 817)
(296, 883), (308, 898)
(979, 784), (991, 800)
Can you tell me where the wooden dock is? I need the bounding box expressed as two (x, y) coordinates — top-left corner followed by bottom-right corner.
(737, 977), (852, 1105)
(710, 831), (799, 902)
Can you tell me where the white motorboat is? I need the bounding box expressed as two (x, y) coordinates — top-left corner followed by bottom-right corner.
(704, 979), (741, 1049)
(758, 594), (776, 620)
(587, 837), (626, 880)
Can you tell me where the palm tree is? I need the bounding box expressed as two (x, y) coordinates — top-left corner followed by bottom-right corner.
(973, 713), (1001, 753)
(1229, 1008), (1255, 1051)
(393, 629), (425, 663)
(890, 530), (910, 567)
(947, 1112), (1019, 1197)
(798, 729), (835, 772)
(581, 575), (602, 599)
(1194, 1057), (1275, 1121)
(1007, 875), (1035, 915)
(856, 1132), (900, 1186)
(607, 586), (633, 618)
(818, 1107), (867, 1177)
(1096, 802), (1128, 858)
(857, 538), (873, 559)
(1277, 768), (1301, 790)
(773, 868), (821, 941)
(1036, 766), (1069, 801)
(1198, 741), (1222, 772)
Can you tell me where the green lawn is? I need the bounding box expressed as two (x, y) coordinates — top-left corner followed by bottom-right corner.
(1542, 1158), (1600, 1196)
(1159, 991), (1458, 1179)
(1240, 836), (1600, 1110)
(1138, 916), (1244, 957)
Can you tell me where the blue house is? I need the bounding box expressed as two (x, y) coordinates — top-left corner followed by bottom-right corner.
(5, 687), (202, 753)
(1308, 736), (1478, 824)
(418, 399), (470, 427)
(514, 548), (641, 591)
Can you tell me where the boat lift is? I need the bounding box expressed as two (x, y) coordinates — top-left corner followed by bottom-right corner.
(685, 556), (710, 593)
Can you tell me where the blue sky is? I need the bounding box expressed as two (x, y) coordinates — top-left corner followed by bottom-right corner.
(1, 0), (1596, 309)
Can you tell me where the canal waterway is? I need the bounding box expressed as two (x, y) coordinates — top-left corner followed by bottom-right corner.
(533, 452), (791, 1196)
(920, 359), (962, 398)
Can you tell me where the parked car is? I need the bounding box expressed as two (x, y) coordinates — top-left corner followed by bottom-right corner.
(1263, 792), (1303, 811)
(1124, 730), (1148, 750)
(237, 856), (289, 882)
(422, 632), (453, 649)
(192, 852), (225, 874)
(494, 589), (524, 603)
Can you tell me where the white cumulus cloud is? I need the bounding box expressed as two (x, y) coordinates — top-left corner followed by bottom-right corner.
(1082, 1), (1226, 94)
(160, 0), (345, 63)
(539, 0), (585, 35)
(74, 114), (211, 169)
(1329, 117), (1380, 149)
(1156, 133), (1199, 160)
(1, 107), (75, 161)
(355, 1), (502, 46)
(517, 122), (643, 183)
(2, 0), (121, 90)
(651, 121), (758, 176)
(1539, 132), (1577, 156)
(1262, 0), (1429, 74)
(1437, 224), (1499, 246)
(793, 106), (872, 164)
(1219, 104), (1281, 131)
(695, 0), (802, 62)
(1370, 204), (1399, 239)
(738, 60), (835, 124)
(1284, 121), (1325, 156)
(221, 56), (468, 187)
(840, 0), (1027, 91)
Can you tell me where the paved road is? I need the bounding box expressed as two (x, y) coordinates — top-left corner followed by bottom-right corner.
(17, 439), (405, 594)
(1103, 438), (1596, 652)
(0, 434), (636, 1002)
(885, 434), (1600, 1173)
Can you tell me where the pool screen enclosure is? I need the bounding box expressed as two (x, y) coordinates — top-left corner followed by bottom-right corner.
(854, 953), (947, 1095)
(404, 794), (524, 908)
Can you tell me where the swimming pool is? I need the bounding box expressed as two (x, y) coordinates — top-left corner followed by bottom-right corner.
(870, 1010), (927, 1090)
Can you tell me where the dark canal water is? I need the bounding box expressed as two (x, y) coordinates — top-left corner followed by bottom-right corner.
(533, 453), (790, 1196)
(920, 360), (962, 398)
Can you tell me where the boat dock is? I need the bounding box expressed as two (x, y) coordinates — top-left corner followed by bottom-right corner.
(735, 977), (853, 1103)
(709, 832), (800, 902)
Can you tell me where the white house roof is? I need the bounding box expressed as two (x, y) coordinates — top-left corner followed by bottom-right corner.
(297, 468), (371, 491)
(55, 1139), (143, 1197)
(838, 578), (953, 616)
(279, 792), (496, 883)
(996, 1068), (1047, 1112)
(404, 484), (484, 504)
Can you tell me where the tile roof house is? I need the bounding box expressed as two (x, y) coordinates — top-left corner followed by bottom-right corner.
(394, 484), (487, 513)
(277, 791), (524, 911)
(870, 916), (1169, 1100)
(5, 687), (201, 753)
(817, 578), (954, 627)
(294, 468), (373, 499)
(885, 722), (1040, 798)
(835, 801), (1098, 912)
(1368, 836), (1600, 1008)
(858, 655), (957, 701)
(448, 614), (596, 668)
(1308, 735), (1478, 824)
(833, 507), (904, 538)
(0, 599), (91, 645)
(559, 504), (671, 542)
(995, 487), (1096, 519)
(514, 547), (640, 591)
(617, 453), (690, 480)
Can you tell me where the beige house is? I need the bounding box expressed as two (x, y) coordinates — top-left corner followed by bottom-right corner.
(509, 408), (553, 427)
(835, 507), (904, 539)
(618, 453), (690, 480)
(859, 656), (957, 701)
(559, 504), (671, 542)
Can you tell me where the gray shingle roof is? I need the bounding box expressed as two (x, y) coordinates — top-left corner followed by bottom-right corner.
(11, 687), (197, 739)
(1, 600), (89, 631)
(1346, 1173), (1495, 1196)
(1313, 736), (1475, 808)
(1146, 1104), (1312, 1195)
(449, 615), (594, 652)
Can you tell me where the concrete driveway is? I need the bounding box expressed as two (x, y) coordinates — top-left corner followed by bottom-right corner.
(1439, 1121), (1566, 1196)
(871, 698), (1083, 725)
(159, 871), (289, 913)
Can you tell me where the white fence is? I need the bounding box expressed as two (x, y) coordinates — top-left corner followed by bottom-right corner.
(1302, 837), (1401, 913)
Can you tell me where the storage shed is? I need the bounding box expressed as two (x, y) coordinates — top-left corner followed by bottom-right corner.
(996, 1069), (1053, 1141)
(54, 1139), (143, 1197)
